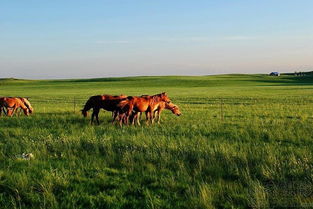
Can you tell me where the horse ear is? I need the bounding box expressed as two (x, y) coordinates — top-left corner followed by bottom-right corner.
(162, 92), (167, 96)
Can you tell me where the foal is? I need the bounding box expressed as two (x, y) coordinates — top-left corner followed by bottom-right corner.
(152, 102), (181, 124)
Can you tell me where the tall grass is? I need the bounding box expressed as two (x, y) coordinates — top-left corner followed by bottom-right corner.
(0, 74), (313, 208)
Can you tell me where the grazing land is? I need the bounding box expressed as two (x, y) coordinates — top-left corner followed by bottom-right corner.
(0, 74), (313, 209)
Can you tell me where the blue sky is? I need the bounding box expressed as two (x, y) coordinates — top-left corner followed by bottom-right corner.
(1, 0), (312, 78)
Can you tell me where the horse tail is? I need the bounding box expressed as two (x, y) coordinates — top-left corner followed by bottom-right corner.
(118, 98), (135, 115)
(117, 99), (129, 111)
(116, 99), (134, 125)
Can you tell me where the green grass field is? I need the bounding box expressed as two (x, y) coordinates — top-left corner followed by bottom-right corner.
(0, 74), (313, 209)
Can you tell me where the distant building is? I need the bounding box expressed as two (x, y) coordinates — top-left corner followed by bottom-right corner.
(269, 72), (280, 76)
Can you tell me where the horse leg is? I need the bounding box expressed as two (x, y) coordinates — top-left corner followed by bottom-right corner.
(125, 104), (134, 126)
(150, 111), (156, 124)
(94, 109), (100, 125)
(131, 112), (138, 126)
(119, 113), (125, 126)
(147, 110), (154, 125)
(3, 107), (8, 116)
(119, 114), (123, 127)
(131, 113), (135, 125)
(140, 112), (143, 121)
(133, 112), (140, 126)
(145, 112), (149, 125)
(145, 111), (150, 125)
(137, 112), (142, 126)
(7, 109), (12, 116)
(126, 111), (132, 125)
(15, 108), (21, 116)
(112, 111), (118, 124)
(8, 107), (17, 117)
(124, 113), (129, 125)
(152, 110), (158, 122)
(91, 109), (96, 125)
(157, 111), (162, 124)
(90, 113), (94, 124)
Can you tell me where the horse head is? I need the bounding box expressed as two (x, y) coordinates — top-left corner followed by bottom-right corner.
(23, 108), (29, 116)
(17, 97), (32, 115)
(21, 98), (33, 114)
(166, 102), (181, 116)
(81, 109), (88, 117)
(172, 106), (181, 116)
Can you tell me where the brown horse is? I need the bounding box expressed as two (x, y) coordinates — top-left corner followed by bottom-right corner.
(118, 92), (171, 126)
(0, 97), (33, 116)
(152, 102), (181, 124)
(82, 94), (127, 124)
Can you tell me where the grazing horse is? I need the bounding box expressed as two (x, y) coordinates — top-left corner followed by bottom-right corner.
(152, 102), (181, 124)
(81, 94), (127, 124)
(0, 97), (33, 116)
(19, 98), (33, 114)
(118, 92), (171, 126)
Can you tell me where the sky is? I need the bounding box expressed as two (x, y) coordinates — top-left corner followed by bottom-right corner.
(0, 0), (313, 79)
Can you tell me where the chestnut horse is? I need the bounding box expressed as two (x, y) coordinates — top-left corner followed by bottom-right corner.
(82, 94), (127, 124)
(152, 102), (181, 124)
(118, 92), (171, 126)
(0, 97), (33, 116)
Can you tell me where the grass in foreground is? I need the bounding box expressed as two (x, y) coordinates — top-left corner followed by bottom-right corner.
(0, 74), (313, 209)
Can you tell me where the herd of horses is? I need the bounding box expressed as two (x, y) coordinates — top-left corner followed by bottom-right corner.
(0, 92), (181, 126)
(82, 92), (181, 126)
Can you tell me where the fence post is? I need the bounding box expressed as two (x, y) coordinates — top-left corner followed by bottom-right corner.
(220, 98), (224, 121)
(74, 97), (76, 113)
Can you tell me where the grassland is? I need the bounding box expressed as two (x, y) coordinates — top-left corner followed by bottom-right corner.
(0, 74), (313, 209)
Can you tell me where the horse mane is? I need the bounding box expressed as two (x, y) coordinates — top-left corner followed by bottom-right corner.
(150, 93), (167, 104)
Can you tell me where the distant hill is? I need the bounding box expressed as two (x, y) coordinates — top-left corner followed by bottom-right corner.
(0, 78), (19, 81)
(282, 71), (313, 76)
